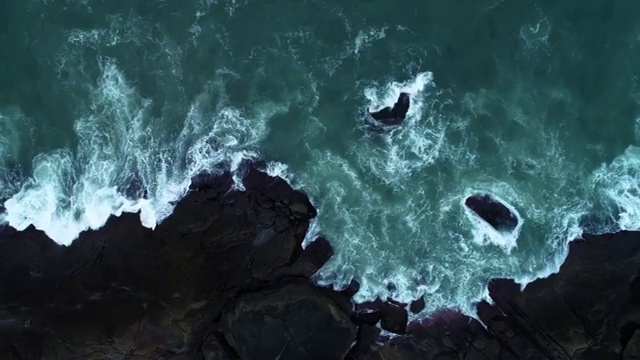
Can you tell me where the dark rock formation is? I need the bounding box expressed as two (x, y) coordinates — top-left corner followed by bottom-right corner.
(624, 330), (640, 359)
(340, 280), (361, 298)
(0, 165), (340, 359)
(350, 232), (640, 359)
(354, 324), (381, 353)
(368, 92), (410, 126)
(2, 164), (640, 359)
(221, 283), (356, 360)
(380, 302), (408, 335)
(409, 296), (425, 314)
(465, 193), (519, 232)
(356, 310), (382, 326)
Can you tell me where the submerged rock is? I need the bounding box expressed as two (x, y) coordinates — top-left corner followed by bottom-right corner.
(465, 193), (518, 232)
(368, 92), (410, 126)
(121, 171), (148, 199)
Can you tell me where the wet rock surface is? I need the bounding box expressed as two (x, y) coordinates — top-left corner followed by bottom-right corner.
(368, 92), (410, 126)
(1, 165), (640, 359)
(0, 165), (327, 359)
(465, 193), (519, 232)
(352, 232), (640, 359)
(221, 282), (356, 360)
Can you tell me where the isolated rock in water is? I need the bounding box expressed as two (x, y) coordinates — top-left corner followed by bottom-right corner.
(465, 193), (518, 232)
(369, 92), (410, 125)
(221, 283), (356, 360)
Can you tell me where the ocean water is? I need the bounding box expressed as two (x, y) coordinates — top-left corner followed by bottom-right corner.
(1, 0), (639, 316)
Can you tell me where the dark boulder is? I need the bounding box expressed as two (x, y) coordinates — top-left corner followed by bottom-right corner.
(625, 330), (640, 359)
(340, 279), (361, 298)
(302, 237), (334, 272)
(221, 283), (356, 360)
(368, 92), (410, 126)
(201, 335), (236, 360)
(269, 236), (336, 280)
(356, 310), (382, 325)
(409, 296), (425, 314)
(380, 302), (408, 335)
(0, 166), (323, 359)
(465, 193), (518, 232)
(356, 298), (384, 313)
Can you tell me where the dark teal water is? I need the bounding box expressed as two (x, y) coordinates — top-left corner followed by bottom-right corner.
(1, 0), (640, 315)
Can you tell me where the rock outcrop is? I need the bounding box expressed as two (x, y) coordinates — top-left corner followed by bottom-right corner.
(221, 283), (356, 360)
(351, 232), (640, 359)
(465, 193), (519, 232)
(0, 164), (344, 359)
(1, 164), (640, 359)
(368, 92), (410, 126)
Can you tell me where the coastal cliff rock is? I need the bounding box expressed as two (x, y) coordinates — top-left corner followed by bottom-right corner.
(1, 165), (640, 359)
(0, 165), (336, 359)
(221, 283), (356, 360)
(352, 232), (640, 359)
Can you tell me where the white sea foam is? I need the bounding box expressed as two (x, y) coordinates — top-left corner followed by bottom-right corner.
(364, 72), (433, 117)
(593, 146), (640, 231)
(361, 72), (445, 181)
(305, 69), (601, 320)
(353, 28), (387, 56)
(2, 56), (284, 245)
(265, 161), (291, 181)
(309, 72), (460, 313)
(513, 219), (583, 288)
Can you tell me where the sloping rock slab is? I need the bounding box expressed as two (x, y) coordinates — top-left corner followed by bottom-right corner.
(222, 283), (356, 360)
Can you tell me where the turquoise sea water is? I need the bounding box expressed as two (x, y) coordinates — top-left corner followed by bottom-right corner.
(1, 0), (640, 315)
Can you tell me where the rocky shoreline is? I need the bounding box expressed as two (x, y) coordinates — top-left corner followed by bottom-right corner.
(0, 166), (639, 359)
